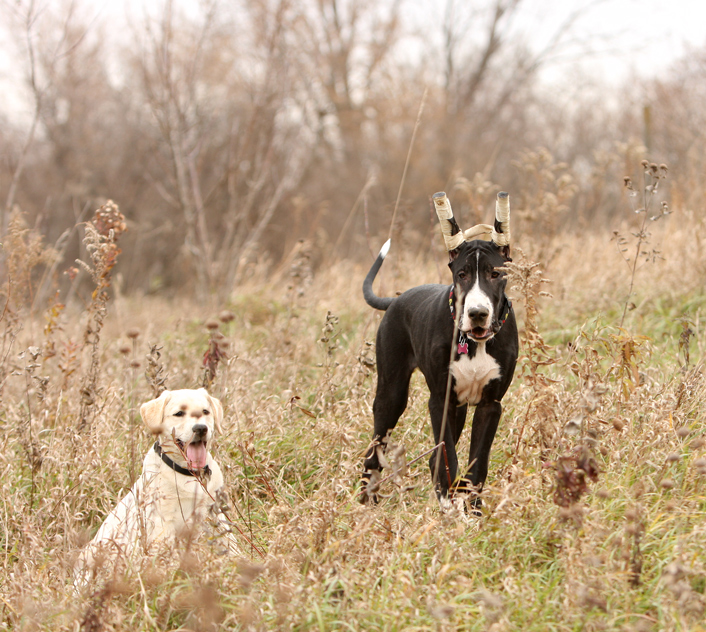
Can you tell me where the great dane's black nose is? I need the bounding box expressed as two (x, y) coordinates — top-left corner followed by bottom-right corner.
(467, 306), (490, 323)
(192, 423), (208, 438)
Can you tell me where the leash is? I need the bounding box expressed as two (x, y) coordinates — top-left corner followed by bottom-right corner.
(153, 441), (211, 478)
(448, 288), (511, 355)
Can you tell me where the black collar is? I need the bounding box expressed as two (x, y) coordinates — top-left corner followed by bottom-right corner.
(448, 288), (512, 356)
(153, 441), (211, 478)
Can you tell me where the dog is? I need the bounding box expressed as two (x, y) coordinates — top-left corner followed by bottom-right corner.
(75, 388), (237, 585)
(360, 192), (518, 511)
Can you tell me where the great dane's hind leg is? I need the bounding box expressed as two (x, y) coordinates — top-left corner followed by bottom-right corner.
(361, 364), (414, 504)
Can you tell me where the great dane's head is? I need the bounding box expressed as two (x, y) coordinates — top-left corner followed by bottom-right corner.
(449, 240), (510, 341)
(434, 191), (512, 342)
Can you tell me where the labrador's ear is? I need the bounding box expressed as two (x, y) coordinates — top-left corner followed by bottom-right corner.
(199, 388), (224, 434)
(140, 390), (171, 435)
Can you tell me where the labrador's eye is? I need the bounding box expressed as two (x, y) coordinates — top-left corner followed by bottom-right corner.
(203, 409), (210, 416)
(174, 410), (185, 417)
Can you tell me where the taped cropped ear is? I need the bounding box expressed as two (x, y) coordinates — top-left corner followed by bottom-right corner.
(198, 388), (224, 434)
(140, 390), (171, 435)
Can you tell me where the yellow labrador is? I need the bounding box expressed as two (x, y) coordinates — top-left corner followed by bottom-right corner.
(75, 388), (237, 585)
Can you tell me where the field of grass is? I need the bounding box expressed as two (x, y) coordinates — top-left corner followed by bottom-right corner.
(2, 187), (706, 631)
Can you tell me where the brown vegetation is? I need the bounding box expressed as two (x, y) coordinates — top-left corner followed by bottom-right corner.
(2, 1), (706, 630)
(1, 152), (705, 629)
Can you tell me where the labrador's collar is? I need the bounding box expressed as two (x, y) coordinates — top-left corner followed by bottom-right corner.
(153, 441), (211, 478)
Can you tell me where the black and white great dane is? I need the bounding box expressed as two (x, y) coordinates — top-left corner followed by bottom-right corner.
(360, 191), (518, 511)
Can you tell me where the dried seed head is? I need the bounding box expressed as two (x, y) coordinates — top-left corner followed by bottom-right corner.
(660, 163), (668, 172)
(666, 453), (680, 463)
(612, 418), (625, 431)
(650, 163), (659, 174)
(690, 438), (705, 450)
(119, 343), (132, 355)
(126, 328), (141, 340)
(596, 488), (610, 499)
(676, 427), (690, 438)
(625, 508), (639, 522)
(219, 310), (235, 323)
(93, 201), (127, 238)
(130, 360), (141, 369)
(660, 478), (675, 490)
(641, 160), (649, 168)
(205, 319), (220, 331)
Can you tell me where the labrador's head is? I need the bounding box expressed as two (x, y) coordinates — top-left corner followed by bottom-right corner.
(140, 388), (224, 470)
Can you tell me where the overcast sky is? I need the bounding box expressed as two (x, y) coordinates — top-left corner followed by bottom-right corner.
(527, 0), (706, 83)
(0, 0), (704, 122)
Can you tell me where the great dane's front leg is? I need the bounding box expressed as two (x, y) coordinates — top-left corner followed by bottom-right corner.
(452, 403), (468, 444)
(427, 394), (461, 497)
(464, 400), (502, 506)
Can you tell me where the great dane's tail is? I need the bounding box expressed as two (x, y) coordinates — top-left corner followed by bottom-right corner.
(363, 239), (394, 311)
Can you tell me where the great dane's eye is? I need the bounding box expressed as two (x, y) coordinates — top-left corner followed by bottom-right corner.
(457, 271), (467, 280)
(203, 409), (210, 416)
(491, 270), (500, 279)
(173, 410), (185, 417)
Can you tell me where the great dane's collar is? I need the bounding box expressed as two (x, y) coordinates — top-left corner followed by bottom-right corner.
(153, 441), (211, 478)
(448, 288), (512, 355)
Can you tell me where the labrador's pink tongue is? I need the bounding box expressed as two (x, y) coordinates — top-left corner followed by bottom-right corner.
(186, 442), (207, 469)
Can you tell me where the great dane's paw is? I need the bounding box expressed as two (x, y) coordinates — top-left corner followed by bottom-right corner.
(453, 478), (483, 517)
(438, 495), (483, 524)
(463, 497), (483, 518)
(359, 469), (381, 505)
(438, 495), (465, 516)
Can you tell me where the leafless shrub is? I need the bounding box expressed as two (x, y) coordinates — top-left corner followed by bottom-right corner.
(145, 343), (168, 398)
(504, 248), (558, 453)
(202, 320), (229, 390)
(512, 148), (578, 263)
(552, 445), (599, 510)
(615, 161), (670, 328)
(77, 201), (126, 432)
(0, 213), (54, 396)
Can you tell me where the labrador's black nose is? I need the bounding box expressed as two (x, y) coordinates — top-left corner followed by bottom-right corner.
(192, 423), (208, 438)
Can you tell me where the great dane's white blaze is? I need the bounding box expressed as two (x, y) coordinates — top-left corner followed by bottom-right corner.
(451, 342), (501, 405)
(460, 251), (494, 335)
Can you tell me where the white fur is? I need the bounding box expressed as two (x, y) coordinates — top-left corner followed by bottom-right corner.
(451, 342), (501, 405)
(460, 252), (494, 334)
(74, 388), (238, 588)
(380, 238), (391, 259)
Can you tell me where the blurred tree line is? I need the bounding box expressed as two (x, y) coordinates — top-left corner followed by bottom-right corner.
(0, 0), (702, 298)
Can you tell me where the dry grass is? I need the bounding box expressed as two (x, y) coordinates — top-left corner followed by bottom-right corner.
(2, 176), (706, 631)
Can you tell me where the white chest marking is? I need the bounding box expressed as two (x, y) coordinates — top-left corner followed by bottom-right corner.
(450, 342), (501, 405)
